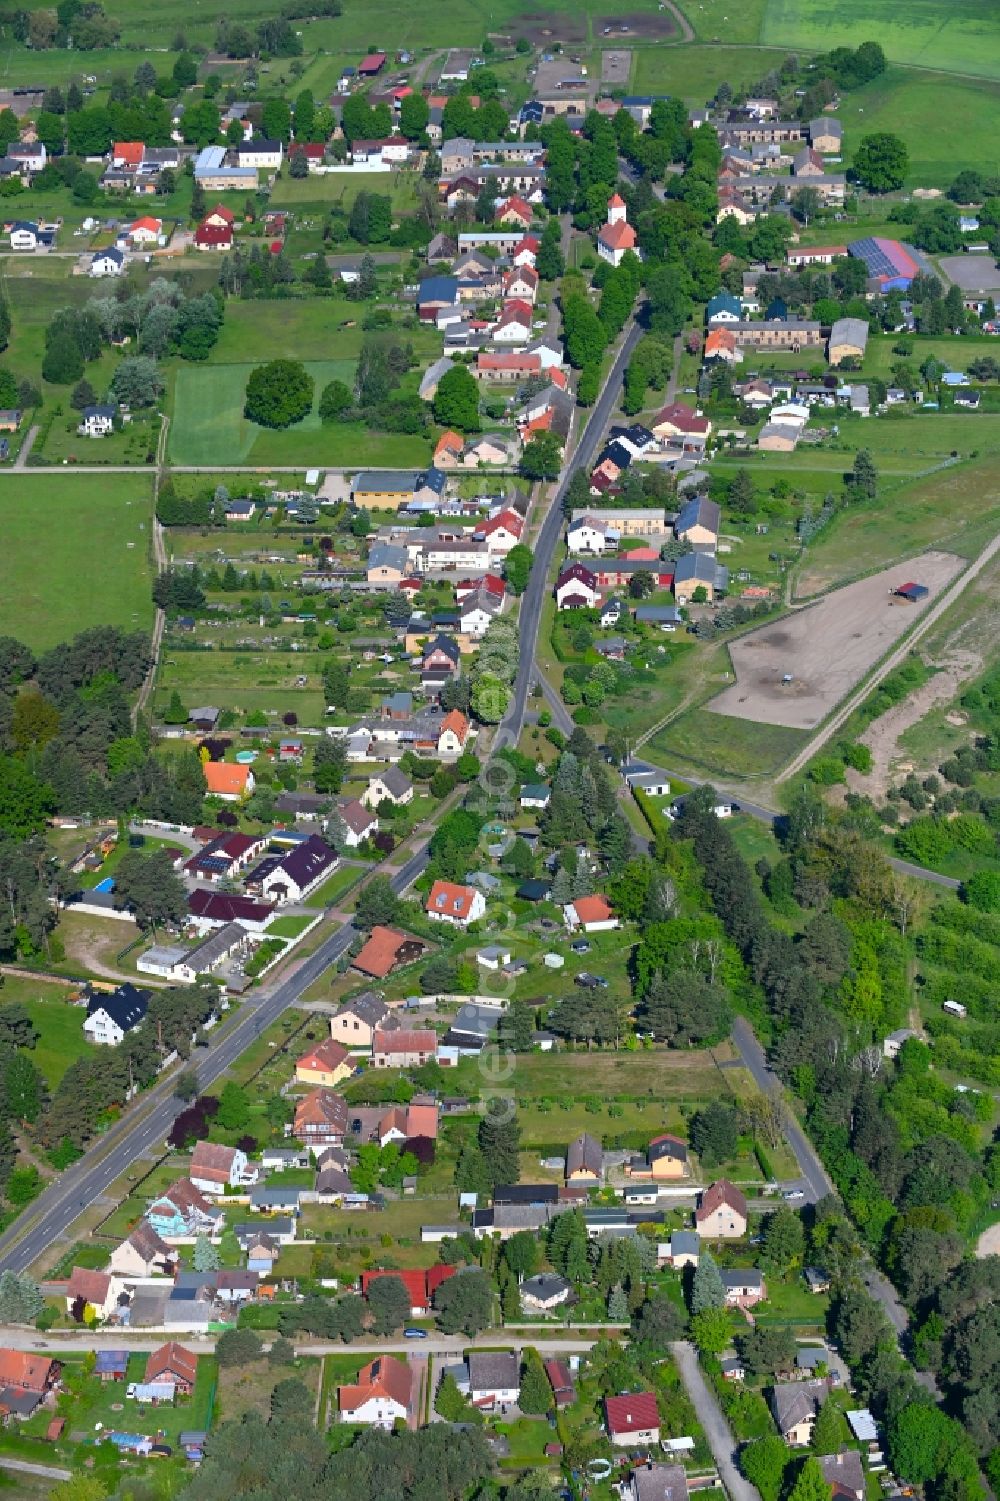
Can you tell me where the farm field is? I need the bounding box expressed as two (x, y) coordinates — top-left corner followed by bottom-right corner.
(0, 475), (154, 649)
(760, 0), (1000, 79)
(794, 456), (1000, 596)
(838, 68), (1000, 186)
(647, 709), (809, 781)
(631, 44), (781, 99)
(678, 0), (769, 44)
(711, 551), (964, 730)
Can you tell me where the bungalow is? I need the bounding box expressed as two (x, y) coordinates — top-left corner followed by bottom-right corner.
(696, 1179), (748, 1238)
(189, 1141), (256, 1197)
(146, 1342), (198, 1396)
(78, 404), (116, 438)
(520, 1272), (572, 1312)
(353, 470), (420, 507)
(605, 1391), (660, 1447)
(665, 1230), (700, 1268)
(757, 421), (802, 453)
(129, 215), (162, 245)
(722, 1268), (767, 1309)
(337, 797), (379, 848)
(147, 1178), (224, 1239)
(245, 1233), (280, 1274)
(426, 879), (485, 927)
(555, 562), (600, 610)
(673, 552), (729, 605)
(372, 1028), (436, 1067)
(295, 1037), (353, 1089)
(203, 761), (254, 800)
(237, 138), (283, 170)
(82, 984), (149, 1046)
(545, 1358), (577, 1408)
(293, 1088), (349, 1146)
(331, 992), (392, 1050)
(630, 1464), (690, 1501)
(339, 1355), (412, 1427)
(362, 767), (414, 808)
(772, 1380), (826, 1446)
(95, 1351), (129, 1383)
(623, 766), (672, 796)
(468, 1350), (520, 1409)
(674, 495), (720, 547)
(563, 894), (618, 933)
(787, 243), (847, 267)
(352, 925), (426, 979)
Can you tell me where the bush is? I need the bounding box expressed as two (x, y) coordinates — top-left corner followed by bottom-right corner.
(963, 871), (1000, 911)
(809, 757), (846, 786)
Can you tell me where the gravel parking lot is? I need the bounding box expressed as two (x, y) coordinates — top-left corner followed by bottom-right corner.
(939, 254), (1000, 294)
(601, 49), (632, 84)
(708, 551), (965, 730)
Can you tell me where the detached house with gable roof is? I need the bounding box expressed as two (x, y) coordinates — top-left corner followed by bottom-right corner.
(605, 1391), (661, 1447)
(339, 1355), (412, 1427)
(696, 1179), (748, 1238)
(295, 1037), (353, 1089)
(189, 1141), (257, 1196)
(83, 983), (150, 1046)
(563, 895), (618, 933)
(426, 879), (485, 927)
(330, 992), (392, 1050)
(147, 1178), (224, 1239)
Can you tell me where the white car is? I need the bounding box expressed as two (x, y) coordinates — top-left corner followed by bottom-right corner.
(125, 1383), (138, 1399)
(783, 1188), (805, 1202)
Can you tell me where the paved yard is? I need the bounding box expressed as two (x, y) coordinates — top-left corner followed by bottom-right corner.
(708, 551), (964, 730)
(939, 255), (1000, 294)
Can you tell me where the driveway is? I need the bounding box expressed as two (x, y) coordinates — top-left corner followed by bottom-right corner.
(671, 1341), (759, 1501)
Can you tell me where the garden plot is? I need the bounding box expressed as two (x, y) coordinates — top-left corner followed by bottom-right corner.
(708, 552), (965, 731)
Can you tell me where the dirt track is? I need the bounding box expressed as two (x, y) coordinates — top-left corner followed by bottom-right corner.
(709, 552), (964, 731)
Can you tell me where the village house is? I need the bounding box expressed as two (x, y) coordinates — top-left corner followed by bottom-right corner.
(566, 1131), (603, 1184)
(696, 1180), (748, 1238)
(339, 1355), (412, 1427)
(0, 1350), (60, 1419)
(360, 1266), (455, 1317)
(146, 1342), (198, 1396)
(629, 1463), (690, 1501)
(520, 1272), (573, 1313)
(66, 1267), (125, 1321)
(295, 1037), (353, 1089)
(351, 925), (426, 979)
(631, 1133), (689, 1180)
(90, 246), (125, 278)
(189, 1141), (257, 1197)
(80, 977), (150, 1046)
(250, 834), (338, 904)
(772, 1380), (826, 1445)
(294, 1088), (349, 1147)
(651, 402), (712, 448)
(109, 1221), (177, 1280)
(556, 562), (601, 610)
(828, 316), (869, 366)
(78, 404), (116, 437)
(202, 761), (254, 800)
(147, 1178), (225, 1239)
(809, 117), (844, 153)
(372, 1028), (437, 1068)
(426, 879), (486, 927)
(331, 992), (392, 1050)
(722, 1268), (767, 1309)
(438, 708), (472, 757)
(674, 495), (720, 547)
(468, 1350), (520, 1410)
(673, 552), (729, 605)
(362, 767), (414, 808)
(605, 1391), (661, 1447)
(337, 797), (379, 848)
(819, 1450), (866, 1501)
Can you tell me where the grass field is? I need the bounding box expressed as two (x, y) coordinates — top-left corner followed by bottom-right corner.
(678, 0), (768, 44)
(632, 44), (782, 99)
(794, 455), (1000, 596)
(760, 0), (1000, 79)
(0, 474), (154, 649)
(648, 708), (809, 780)
(153, 646), (328, 725)
(0, 975), (96, 1088)
(840, 68), (1000, 186)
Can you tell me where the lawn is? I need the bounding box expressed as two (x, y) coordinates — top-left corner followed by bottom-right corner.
(793, 454), (1000, 596)
(153, 640), (329, 724)
(837, 67), (1000, 186)
(677, 0), (768, 43)
(312, 864), (365, 908)
(647, 708), (809, 781)
(169, 361), (433, 468)
(761, 0), (1000, 79)
(0, 975), (96, 1088)
(216, 1352), (321, 1423)
(632, 44), (785, 100)
(0, 474), (154, 649)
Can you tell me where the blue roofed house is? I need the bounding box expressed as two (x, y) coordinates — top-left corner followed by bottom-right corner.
(706, 290), (743, 325)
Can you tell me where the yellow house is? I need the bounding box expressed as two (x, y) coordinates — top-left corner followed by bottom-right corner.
(295, 1037), (353, 1089)
(647, 1134), (689, 1180)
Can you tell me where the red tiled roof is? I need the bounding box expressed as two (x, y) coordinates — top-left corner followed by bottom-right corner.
(373, 1028), (436, 1054)
(0, 1350), (54, 1391)
(339, 1354), (412, 1412)
(605, 1391), (659, 1435)
(114, 141), (143, 166)
(352, 924), (414, 978)
(145, 1342), (197, 1388)
(426, 879), (477, 919)
(439, 708), (470, 742)
(190, 1141), (237, 1181)
(66, 1266), (111, 1305)
(598, 220), (636, 251)
(571, 894), (614, 924)
(297, 1037), (351, 1073)
(477, 352), (541, 372)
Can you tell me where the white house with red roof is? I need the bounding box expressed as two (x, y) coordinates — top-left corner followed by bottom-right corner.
(503, 264), (539, 304)
(474, 508), (523, 557)
(498, 195), (533, 229)
(597, 193), (638, 267)
(563, 894), (619, 933)
(426, 879), (485, 927)
(555, 562), (600, 610)
(605, 1391), (661, 1446)
(338, 1355), (412, 1427)
(494, 299), (534, 343)
(128, 215), (162, 245)
(437, 709), (472, 757)
(512, 235), (540, 267)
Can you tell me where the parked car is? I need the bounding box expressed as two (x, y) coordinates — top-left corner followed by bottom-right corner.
(404, 1327), (428, 1339)
(782, 1188), (805, 1201)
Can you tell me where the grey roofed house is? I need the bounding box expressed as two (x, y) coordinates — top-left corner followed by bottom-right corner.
(632, 1463), (690, 1501)
(368, 542), (409, 574)
(381, 689), (413, 714)
(771, 1380), (825, 1436)
(354, 470), (420, 495)
(673, 552), (729, 590)
(316, 1165), (353, 1196)
(829, 316), (869, 352)
(721, 1268), (765, 1291)
(674, 495), (721, 537)
(472, 1202), (557, 1233)
(234, 1218), (295, 1245)
(427, 232), (457, 261)
(520, 1272), (572, 1305)
(850, 384), (870, 413)
(182, 920), (248, 975)
(819, 1450), (865, 1501)
(86, 982), (150, 1035)
(468, 1349), (519, 1393)
(670, 1230), (700, 1258)
(376, 766), (414, 801)
(648, 1135), (688, 1166)
(250, 1185), (302, 1210)
(566, 1131), (603, 1179)
(469, 871), (502, 893)
(810, 116), (843, 140)
(273, 791), (329, 817)
(188, 705), (220, 726)
(796, 1345), (829, 1372)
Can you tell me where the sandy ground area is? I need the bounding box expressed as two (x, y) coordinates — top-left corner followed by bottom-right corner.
(845, 648), (981, 800)
(708, 551), (964, 731)
(976, 1222), (1000, 1258)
